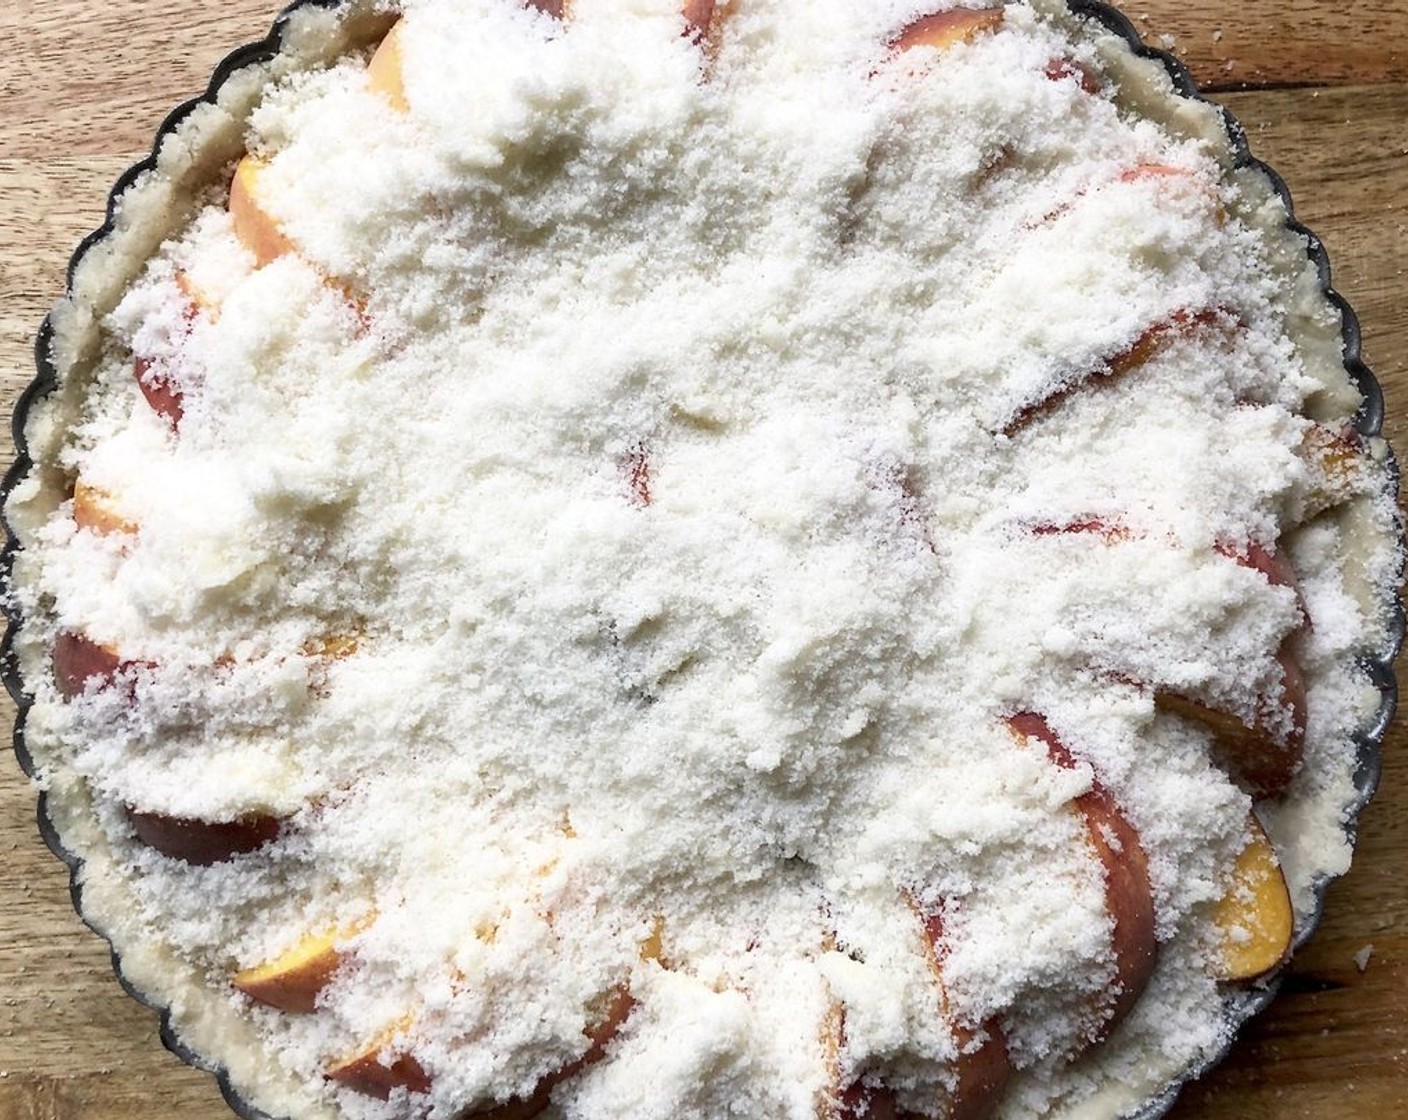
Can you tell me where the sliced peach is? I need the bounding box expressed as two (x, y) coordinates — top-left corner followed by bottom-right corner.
(334, 926), (661, 1108)
(129, 277), (201, 426)
(526, 0), (569, 18)
(173, 269), (217, 319)
(229, 155), (296, 268)
(1117, 163), (1224, 221)
(1006, 713), (1157, 1041)
(822, 907), (1010, 1120)
(134, 356), (184, 427)
(472, 931), (661, 1117)
(234, 920), (368, 1012)
(1116, 163), (1197, 185)
(72, 479), (136, 536)
(1221, 540), (1300, 599)
(818, 1001), (902, 1120)
(1044, 56), (1100, 92)
(1105, 307), (1225, 380)
(327, 1019), (433, 1100)
(52, 631), (123, 699)
(681, 0), (719, 44)
(1156, 647), (1306, 799)
(1156, 543), (1306, 798)
(1300, 423), (1369, 520)
(126, 806), (283, 865)
(892, 7), (1004, 53)
(367, 20), (408, 113)
(1212, 815), (1293, 982)
(1002, 308), (1226, 435)
(916, 909), (1012, 1120)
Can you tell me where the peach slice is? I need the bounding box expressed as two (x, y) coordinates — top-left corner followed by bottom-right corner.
(327, 1019), (433, 1100)
(527, 0), (569, 18)
(1002, 308), (1226, 435)
(1116, 163), (1195, 185)
(916, 908), (1012, 1120)
(173, 269), (217, 318)
(1018, 525), (1306, 797)
(1156, 650), (1306, 800)
(818, 1001), (902, 1120)
(129, 275), (206, 428)
(681, 0), (719, 44)
(1156, 543), (1306, 799)
(72, 479), (136, 536)
(125, 807), (283, 865)
(52, 631), (123, 699)
(1043, 56), (1100, 92)
(367, 20), (408, 112)
(229, 155), (374, 325)
(1212, 815), (1293, 982)
(229, 155), (296, 268)
(1300, 423), (1370, 520)
(1006, 713), (1157, 1041)
(134, 356), (184, 427)
(891, 7), (1004, 53)
(234, 920), (368, 1012)
(1117, 163), (1225, 222)
(331, 925), (663, 1108)
(1104, 307), (1226, 381)
(1223, 540), (1301, 600)
(821, 906), (1011, 1120)
(473, 925), (664, 1117)
(474, 982), (640, 1119)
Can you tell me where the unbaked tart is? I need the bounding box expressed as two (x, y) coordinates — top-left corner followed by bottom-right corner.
(4, 2), (1402, 1119)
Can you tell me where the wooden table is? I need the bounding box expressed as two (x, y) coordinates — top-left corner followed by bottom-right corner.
(0, 2), (1405, 1118)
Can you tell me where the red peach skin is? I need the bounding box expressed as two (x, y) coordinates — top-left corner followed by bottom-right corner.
(233, 922), (367, 1012)
(1299, 423), (1369, 520)
(126, 807), (283, 866)
(917, 909), (1013, 1120)
(134, 356), (184, 427)
(681, 0), (718, 43)
(326, 1024), (433, 1099)
(52, 632), (123, 699)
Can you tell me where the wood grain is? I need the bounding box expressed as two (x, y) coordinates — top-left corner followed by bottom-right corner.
(1, 2), (1406, 1119)
(1115, 0), (1408, 91)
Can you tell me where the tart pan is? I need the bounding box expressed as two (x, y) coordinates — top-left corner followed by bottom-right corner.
(3, 2), (1402, 1118)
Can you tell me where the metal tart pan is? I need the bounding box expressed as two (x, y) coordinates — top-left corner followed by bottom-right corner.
(2, 3), (1402, 1119)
